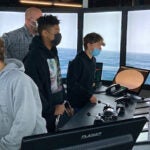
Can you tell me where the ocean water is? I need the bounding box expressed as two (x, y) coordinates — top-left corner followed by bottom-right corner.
(126, 52), (150, 84)
(58, 47), (76, 77)
(95, 51), (120, 81)
(58, 48), (150, 84)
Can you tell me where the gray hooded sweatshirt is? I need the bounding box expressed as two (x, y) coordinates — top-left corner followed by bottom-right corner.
(0, 59), (47, 150)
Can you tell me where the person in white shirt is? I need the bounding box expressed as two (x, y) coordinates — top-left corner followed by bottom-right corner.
(0, 38), (47, 150)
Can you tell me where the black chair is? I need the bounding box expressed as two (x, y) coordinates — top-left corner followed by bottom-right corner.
(94, 62), (103, 89)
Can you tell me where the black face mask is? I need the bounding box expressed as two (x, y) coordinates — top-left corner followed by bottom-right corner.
(52, 33), (62, 46)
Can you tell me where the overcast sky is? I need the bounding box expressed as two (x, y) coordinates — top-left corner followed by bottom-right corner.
(127, 10), (150, 53)
(83, 12), (122, 52)
(2, 10), (149, 53)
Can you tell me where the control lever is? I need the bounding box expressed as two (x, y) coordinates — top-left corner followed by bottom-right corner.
(87, 112), (104, 125)
(116, 103), (125, 116)
(97, 100), (109, 106)
(115, 96), (131, 107)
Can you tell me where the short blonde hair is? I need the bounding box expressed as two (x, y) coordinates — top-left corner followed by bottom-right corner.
(0, 38), (4, 61)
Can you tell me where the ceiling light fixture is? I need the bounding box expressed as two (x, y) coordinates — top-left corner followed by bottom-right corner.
(20, 0), (52, 6)
(20, 0), (82, 7)
(54, 2), (82, 7)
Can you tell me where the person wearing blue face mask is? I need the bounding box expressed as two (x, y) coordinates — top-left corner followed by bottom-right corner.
(91, 48), (101, 56)
(67, 32), (105, 112)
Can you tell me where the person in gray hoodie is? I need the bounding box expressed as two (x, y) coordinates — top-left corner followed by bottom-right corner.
(0, 38), (47, 150)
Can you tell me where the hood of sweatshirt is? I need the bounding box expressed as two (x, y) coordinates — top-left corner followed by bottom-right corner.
(0, 58), (47, 149)
(29, 35), (58, 58)
(0, 58), (24, 77)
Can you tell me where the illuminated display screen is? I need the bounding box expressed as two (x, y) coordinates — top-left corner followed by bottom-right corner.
(126, 10), (150, 84)
(113, 66), (149, 94)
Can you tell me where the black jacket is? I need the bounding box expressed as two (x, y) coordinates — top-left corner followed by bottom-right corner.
(24, 36), (63, 117)
(67, 51), (96, 108)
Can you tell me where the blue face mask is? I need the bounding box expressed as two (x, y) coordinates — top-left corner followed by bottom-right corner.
(91, 48), (101, 57)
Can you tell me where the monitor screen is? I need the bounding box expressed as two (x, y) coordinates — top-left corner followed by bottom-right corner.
(83, 10), (122, 81)
(112, 66), (149, 94)
(21, 117), (147, 150)
(126, 9), (150, 84)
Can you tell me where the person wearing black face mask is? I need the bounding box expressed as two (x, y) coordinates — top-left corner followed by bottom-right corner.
(23, 15), (65, 132)
(52, 33), (62, 46)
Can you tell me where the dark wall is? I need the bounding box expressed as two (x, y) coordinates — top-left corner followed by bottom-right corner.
(88, 0), (150, 8)
(0, 0), (150, 8)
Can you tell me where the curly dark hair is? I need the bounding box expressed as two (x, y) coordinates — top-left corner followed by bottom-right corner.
(37, 14), (60, 35)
